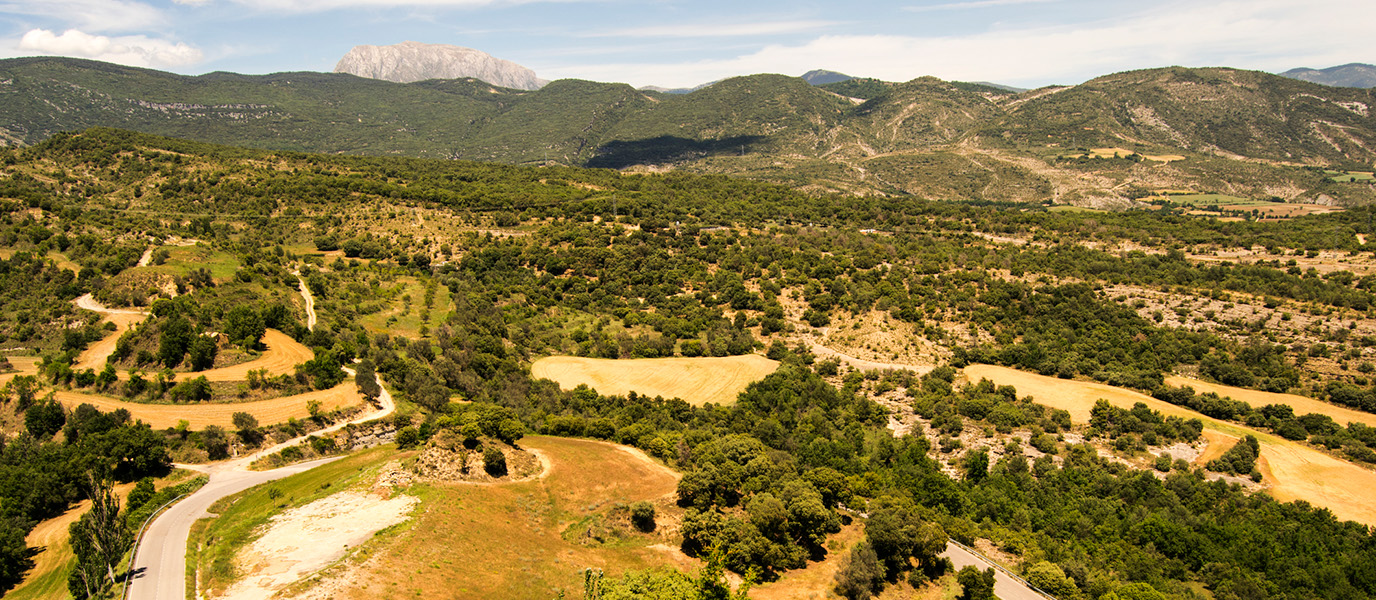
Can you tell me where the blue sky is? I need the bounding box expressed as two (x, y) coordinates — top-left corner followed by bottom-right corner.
(2, 0), (1373, 89)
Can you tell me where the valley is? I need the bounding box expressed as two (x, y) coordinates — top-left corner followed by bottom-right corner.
(2, 110), (1376, 600)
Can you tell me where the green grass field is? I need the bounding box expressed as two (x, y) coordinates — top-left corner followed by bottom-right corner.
(143, 245), (240, 281)
(1326, 170), (1376, 183)
(1157, 193), (1258, 206)
(358, 276), (451, 338)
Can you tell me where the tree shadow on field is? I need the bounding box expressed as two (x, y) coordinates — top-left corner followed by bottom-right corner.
(586, 135), (767, 169)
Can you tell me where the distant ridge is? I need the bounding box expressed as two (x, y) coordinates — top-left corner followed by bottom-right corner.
(1280, 63), (1376, 88)
(334, 41), (547, 90)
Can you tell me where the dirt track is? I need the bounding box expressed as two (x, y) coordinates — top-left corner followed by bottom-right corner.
(53, 379), (362, 430)
(808, 342), (935, 375)
(531, 354), (779, 406)
(964, 364), (1376, 526)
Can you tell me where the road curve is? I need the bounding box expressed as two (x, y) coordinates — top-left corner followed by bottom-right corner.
(124, 458), (341, 600)
(124, 371), (395, 600)
(941, 540), (1054, 600)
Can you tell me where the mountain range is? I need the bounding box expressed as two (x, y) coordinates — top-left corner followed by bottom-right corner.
(1, 56), (1373, 207)
(1280, 63), (1376, 89)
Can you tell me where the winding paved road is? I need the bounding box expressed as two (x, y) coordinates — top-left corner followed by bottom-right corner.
(125, 265), (396, 600)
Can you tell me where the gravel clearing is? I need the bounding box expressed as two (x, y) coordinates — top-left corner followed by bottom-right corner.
(220, 490), (418, 600)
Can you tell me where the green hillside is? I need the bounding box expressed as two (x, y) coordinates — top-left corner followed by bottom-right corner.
(3, 58), (1376, 205)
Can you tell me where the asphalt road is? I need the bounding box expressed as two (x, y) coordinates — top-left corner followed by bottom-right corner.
(124, 458), (341, 600)
(941, 540), (1053, 600)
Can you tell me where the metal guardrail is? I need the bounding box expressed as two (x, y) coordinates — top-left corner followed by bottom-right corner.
(121, 492), (188, 600)
(947, 539), (1058, 600)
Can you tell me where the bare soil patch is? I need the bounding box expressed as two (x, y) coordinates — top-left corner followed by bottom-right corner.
(531, 355), (779, 406)
(964, 364), (1376, 525)
(219, 490), (419, 600)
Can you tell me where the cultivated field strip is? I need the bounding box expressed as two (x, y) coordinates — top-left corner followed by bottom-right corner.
(964, 364), (1376, 526)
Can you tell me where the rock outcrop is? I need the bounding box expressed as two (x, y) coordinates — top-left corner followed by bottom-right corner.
(334, 41), (547, 90)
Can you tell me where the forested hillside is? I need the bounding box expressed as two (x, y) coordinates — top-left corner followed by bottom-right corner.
(4, 58), (1376, 206)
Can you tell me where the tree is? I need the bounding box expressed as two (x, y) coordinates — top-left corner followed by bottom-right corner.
(125, 478), (156, 516)
(834, 540), (884, 600)
(963, 448), (989, 482)
(224, 305), (265, 349)
(25, 395), (66, 439)
(631, 501), (657, 532)
(232, 411), (259, 431)
(1102, 582), (1167, 600)
(202, 425), (229, 460)
(186, 334), (218, 371)
(67, 475), (130, 599)
(158, 314), (192, 368)
(0, 517), (30, 590)
(1025, 561), (1077, 597)
(484, 445), (507, 476)
(956, 566), (995, 600)
(233, 411), (261, 444)
(3, 374), (40, 410)
(355, 359), (381, 401)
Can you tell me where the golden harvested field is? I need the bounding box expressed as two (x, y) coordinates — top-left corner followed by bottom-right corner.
(0, 356), (39, 386)
(193, 329), (313, 381)
(964, 364), (1376, 526)
(327, 436), (688, 600)
(1166, 375), (1376, 428)
(531, 355), (779, 406)
(53, 378), (361, 430)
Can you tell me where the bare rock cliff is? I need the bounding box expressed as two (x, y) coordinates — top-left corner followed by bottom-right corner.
(334, 41), (547, 90)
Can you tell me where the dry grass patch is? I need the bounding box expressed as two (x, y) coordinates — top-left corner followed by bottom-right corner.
(963, 364), (1376, 526)
(322, 436), (687, 600)
(531, 355), (779, 406)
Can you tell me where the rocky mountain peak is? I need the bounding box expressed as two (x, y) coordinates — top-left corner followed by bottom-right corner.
(334, 41), (547, 90)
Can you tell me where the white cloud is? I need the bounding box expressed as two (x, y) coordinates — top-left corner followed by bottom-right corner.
(546, 0), (1376, 89)
(588, 20), (839, 39)
(0, 0), (165, 33)
(18, 29), (203, 68)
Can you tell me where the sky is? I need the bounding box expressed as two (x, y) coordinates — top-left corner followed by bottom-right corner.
(1, 0), (1373, 90)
